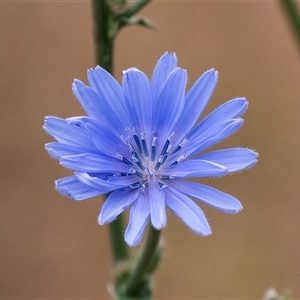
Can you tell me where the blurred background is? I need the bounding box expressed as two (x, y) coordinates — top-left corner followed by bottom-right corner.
(1, 1), (300, 299)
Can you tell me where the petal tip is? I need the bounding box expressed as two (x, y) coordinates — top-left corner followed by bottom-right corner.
(97, 215), (105, 225)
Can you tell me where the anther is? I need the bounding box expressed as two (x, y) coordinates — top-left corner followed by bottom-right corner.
(132, 154), (146, 171)
(112, 172), (128, 177)
(161, 143), (173, 165)
(154, 155), (164, 171)
(131, 126), (142, 153)
(128, 168), (137, 175)
(158, 182), (169, 189)
(159, 175), (175, 180)
(141, 131), (149, 157)
(172, 137), (188, 154)
(171, 154), (186, 165)
(130, 182), (141, 189)
(111, 153), (133, 165)
(151, 136), (157, 162)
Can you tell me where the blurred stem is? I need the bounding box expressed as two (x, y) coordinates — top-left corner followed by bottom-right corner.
(92, 0), (114, 73)
(92, 0), (128, 264)
(108, 212), (129, 264)
(121, 226), (161, 297)
(104, 195), (129, 264)
(280, 0), (300, 50)
(121, 0), (151, 18)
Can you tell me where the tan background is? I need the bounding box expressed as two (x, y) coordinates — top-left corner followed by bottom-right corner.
(1, 1), (300, 299)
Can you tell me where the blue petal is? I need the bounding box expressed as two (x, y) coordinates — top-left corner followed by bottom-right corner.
(188, 97), (248, 141)
(153, 68), (187, 153)
(122, 68), (152, 132)
(172, 69), (218, 144)
(165, 187), (211, 236)
(107, 175), (141, 186)
(148, 177), (166, 230)
(66, 117), (129, 157)
(187, 119), (244, 158)
(75, 172), (137, 194)
(151, 52), (177, 101)
(43, 116), (95, 149)
(172, 179), (242, 213)
(170, 119), (243, 163)
(60, 153), (132, 173)
(72, 80), (125, 135)
(45, 142), (96, 160)
(125, 191), (150, 246)
(98, 188), (139, 224)
(87, 66), (132, 128)
(161, 159), (228, 178)
(197, 148), (258, 173)
(55, 175), (102, 200)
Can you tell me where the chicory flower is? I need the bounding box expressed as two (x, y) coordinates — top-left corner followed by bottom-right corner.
(44, 52), (258, 246)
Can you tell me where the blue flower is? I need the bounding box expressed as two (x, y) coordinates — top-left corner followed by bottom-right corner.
(44, 52), (258, 246)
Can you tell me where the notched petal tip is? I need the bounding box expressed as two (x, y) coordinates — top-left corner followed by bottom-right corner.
(199, 225), (212, 236)
(72, 78), (81, 86)
(97, 214), (110, 225)
(45, 144), (60, 159)
(72, 79), (85, 90)
(123, 67), (141, 75)
(55, 180), (73, 199)
(161, 51), (177, 59)
(206, 68), (218, 77)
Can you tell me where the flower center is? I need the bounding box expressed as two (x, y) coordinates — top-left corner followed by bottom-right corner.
(115, 127), (177, 186)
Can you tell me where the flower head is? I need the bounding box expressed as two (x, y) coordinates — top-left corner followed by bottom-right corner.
(44, 53), (258, 246)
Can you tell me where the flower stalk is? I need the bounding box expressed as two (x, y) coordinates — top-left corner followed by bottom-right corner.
(92, 0), (114, 73)
(119, 227), (161, 298)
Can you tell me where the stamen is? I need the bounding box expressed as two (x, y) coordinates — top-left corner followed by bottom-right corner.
(130, 182), (141, 189)
(127, 168), (143, 178)
(140, 182), (148, 193)
(161, 132), (174, 156)
(161, 143), (173, 165)
(151, 136), (157, 161)
(111, 153), (133, 165)
(146, 167), (153, 176)
(132, 154), (146, 171)
(172, 137), (188, 154)
(154, 155), (164, 171)
(127, 142), (135, 153)
(141, 131), (149, 157)
(133, 134), (142, 153)
(158, 182), (169, 189)
(171, 154), (186, 165)
(128, 168), (136, 175)
(122, 157), (133, 165)
(135, 171), (144, 178)
(112, 172), (128, 177)
(161, 140), (170, 157)
(159, 175), (175, 180)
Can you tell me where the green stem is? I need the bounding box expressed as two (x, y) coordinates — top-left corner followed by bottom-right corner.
(92, 0), (128, 264)
(121, 226), (161, 296)
(280, 0), (300, 49)
(108, 213), (129, 264)
(92, 0), (115, 73)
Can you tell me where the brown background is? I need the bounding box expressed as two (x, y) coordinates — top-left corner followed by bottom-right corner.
(1, 1), (300, 299)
